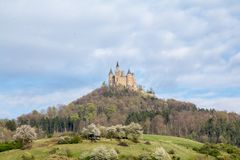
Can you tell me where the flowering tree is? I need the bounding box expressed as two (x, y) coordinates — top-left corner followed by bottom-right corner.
(106, 126), (116, 140)
(13, 125), (37, 148)
(125, 122), (143, 142)
(89, 146), (118, 160)
(82, 123), (101, 141)
(114, 125), (126, 139)
(152, 147), (171, 160)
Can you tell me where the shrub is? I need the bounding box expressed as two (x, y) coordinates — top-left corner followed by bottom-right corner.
(0, 140), (22, 152)
(82, 124), (101, 141)
(66, 148), (73, 158)
(172, 156), (181, 160)
(125, 123), (143, 142)
(58, 136), (71, 144)
(196, 144), (221, 157)
(0, 142), (19, 152)
(48, 147), (73, 159)
(69, 135), (82, 144)
(106, 126), (117, 140)
(89, 146), (118, 160)
(0, 127), (13, 143)
(49, 147), (60, 154)
(152, 147), (171, 160)
(13, 125), (37, 149)
(57, 135), (81, 144)
(114, 125), (126, 139)
(168, 149), (175, 155)
(21, 152), (35, 160)
(47, 134), (53, 138)
(138, 153), (152, 160)
(35, 127), (45, 139)
(47, 154), (70, 160)
(216, 156), (225, 160)
(119, 155), (138, 160)
(98, 126), (107, 138)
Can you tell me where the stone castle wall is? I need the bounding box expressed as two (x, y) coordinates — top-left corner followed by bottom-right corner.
(108, 63), (137, 90)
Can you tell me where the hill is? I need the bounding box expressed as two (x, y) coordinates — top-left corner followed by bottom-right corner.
(0, 134), (216, 160)
(16, 86), (240, 147)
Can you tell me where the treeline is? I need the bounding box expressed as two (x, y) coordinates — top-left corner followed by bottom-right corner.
(1, 86), (240, 147)
(126, 110), (240, 146)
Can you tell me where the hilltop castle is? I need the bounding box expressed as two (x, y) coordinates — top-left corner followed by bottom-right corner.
(108, 62), (138, 91)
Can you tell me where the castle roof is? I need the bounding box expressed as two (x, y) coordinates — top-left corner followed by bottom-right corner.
(127, 69), (131, 74)
(109, 69), (113, 75)
(116, 61), (119, 68)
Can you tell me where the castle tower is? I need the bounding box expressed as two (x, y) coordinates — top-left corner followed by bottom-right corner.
(126, 69), (137, 90)
(108, 69), (114, 86)
(115, 61), (121, 77)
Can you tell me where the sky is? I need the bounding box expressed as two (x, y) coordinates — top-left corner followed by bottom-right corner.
(0, 0), (240, 118)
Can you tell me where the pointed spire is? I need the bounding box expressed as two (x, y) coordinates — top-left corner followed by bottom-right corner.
(116, 61), (119, 68)
(127, 69), (131, 74)
(109, 68), (113, 75)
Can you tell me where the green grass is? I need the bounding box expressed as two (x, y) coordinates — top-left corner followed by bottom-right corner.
(0, 134), (214, 160)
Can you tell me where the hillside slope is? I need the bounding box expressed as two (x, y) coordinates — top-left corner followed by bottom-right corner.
(17, 86), (240, 146)
(0, 134), (212, 160)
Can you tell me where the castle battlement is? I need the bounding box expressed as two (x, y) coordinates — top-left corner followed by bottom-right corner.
(108, 62), (138, 91)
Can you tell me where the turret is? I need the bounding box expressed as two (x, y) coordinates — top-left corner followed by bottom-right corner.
(108, 69), (114, 86)
(109, 69), (113, 75)
(116, 61), (119, 68)
(127, 69), (131, 75)
(115, 61), (121, 77)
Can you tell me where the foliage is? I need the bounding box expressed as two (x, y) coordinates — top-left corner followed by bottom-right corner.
(0, 134), (236, 160)
(0, 127), (13, 143)
(35, 127), (45, 139)
(168, 149), (175, 155)
(21, 152), (35, 160)
(98, 126), (107, 138)
(14, 86), (240, 147)
(152, 147), (171, 160)
(88, 146), (118, 160)
(104, 123), (143, 142)
(13, 125), (37, 149)
(5, 120), (16, 131)
(57, 135), (82, 144)
(138, 153), (152, 160)
(82, 124), (101, 141)
(47, 154), (70, 160)
(104, 105), (117, 121)
(194, 143), (240, 159)
(125, 111), (155, 125)
(106, 126), (117, 140)
(125, 122), (143, 142)
(0, 141), (21, 152)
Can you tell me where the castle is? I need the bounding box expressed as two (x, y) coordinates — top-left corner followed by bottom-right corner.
(108, 62), (138, 91)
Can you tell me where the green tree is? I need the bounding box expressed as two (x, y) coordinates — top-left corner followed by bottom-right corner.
(70, 113), (80, 132)
(104, 105), (117, 121)
(5, 119), (16, 131)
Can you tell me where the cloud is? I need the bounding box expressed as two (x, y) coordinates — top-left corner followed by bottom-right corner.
(0, 0), (240, 118)
(188, 97), (240, 113)
(0, 87), (93, 119)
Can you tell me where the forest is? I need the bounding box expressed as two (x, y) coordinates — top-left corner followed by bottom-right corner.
(1, 86), (240, 147)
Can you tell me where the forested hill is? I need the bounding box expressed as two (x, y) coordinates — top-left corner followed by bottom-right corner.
(72, 86), (198, 125)
(16, 86), (240, 146)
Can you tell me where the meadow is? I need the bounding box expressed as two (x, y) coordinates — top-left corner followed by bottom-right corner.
(0, 134), (214, 160)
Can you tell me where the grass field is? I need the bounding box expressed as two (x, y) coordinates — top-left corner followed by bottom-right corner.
(0, 134), (215, 160)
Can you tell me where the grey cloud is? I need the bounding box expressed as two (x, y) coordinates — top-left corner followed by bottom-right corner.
(0, 0), (240, 117)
